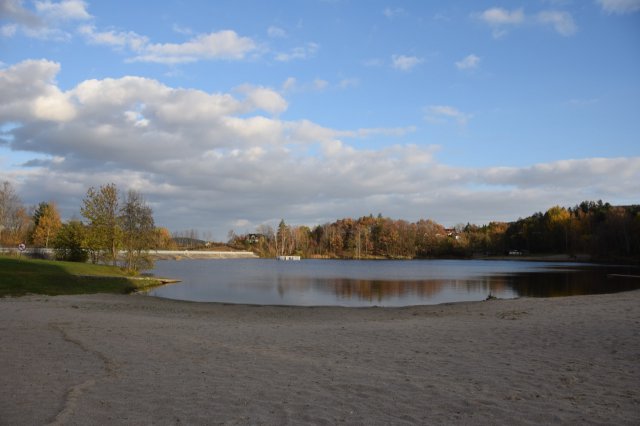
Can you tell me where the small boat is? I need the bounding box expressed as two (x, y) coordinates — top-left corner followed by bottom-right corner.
(276, 255), (301, 261)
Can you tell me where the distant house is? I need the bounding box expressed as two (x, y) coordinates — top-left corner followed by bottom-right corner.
(443, 228), (461, 241)
(247, 233), (264, 244)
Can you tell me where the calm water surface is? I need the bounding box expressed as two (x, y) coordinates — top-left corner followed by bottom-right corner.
(146, 259), (640, 307)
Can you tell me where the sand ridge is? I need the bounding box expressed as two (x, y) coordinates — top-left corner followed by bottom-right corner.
(1, 291), (639, 425)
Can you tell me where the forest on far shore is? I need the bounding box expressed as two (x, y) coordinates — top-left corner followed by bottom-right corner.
(229, 201), (640, 263)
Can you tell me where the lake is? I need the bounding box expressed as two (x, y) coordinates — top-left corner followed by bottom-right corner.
(145, 259), (640, 307)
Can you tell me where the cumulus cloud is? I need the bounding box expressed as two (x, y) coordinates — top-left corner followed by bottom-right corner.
(0, 59), (76, 122)
(0, 0), (90, 40)
(1, 59), (638, 237)
(597, 0), (640, 14)
(455, 54), (480, 70)
(391, 54), (423, 71)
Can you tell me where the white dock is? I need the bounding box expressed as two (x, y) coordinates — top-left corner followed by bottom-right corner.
(276, 255), (301, 261)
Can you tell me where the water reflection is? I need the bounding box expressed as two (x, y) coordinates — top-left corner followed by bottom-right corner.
(147, 259), (640, 307)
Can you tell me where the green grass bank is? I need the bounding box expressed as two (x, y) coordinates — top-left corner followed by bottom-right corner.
(0, 256), (166, 297)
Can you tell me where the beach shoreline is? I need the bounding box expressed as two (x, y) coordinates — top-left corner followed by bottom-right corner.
(1, 291), (638, 425)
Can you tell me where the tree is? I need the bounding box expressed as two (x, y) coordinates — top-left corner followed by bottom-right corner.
(81, 184), (121, 265)
(31, 202), (62, 248)
(119, 190), (155, 272)
(276, 219), (294, 256)
(53, 220), (88, 262)
(0, 181), (31, 246)
(545, 206), (571, 253)
(154, 227), (176, 249)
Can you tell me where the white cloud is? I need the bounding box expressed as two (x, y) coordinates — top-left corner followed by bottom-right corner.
(281, 77), (341, 93)
(455, 54), (480, 70)
(597, 0), (640, 14)
(537, 11), (577, 36)
(425, 105), (470, 126)
(0, 0), (90, 40)
(2, 59), (638, 237)
(477, 7), (578, 37)
(478, 7), (524, 25)
(275, 42), (319, 62)
(171, 23), (193, 35)
(78, 25), (148, 51)
(476, 7), (524, 38)
(267, 25), (286, 38)
(135, 30), (257, 63)
(236, 84), (288, 115)
(391, 54), (423, 71)
(78, 24), (258, 64)
(0, 59), (76, 122)
(282, 77), (297, 92)
(34, 0), (91, 21)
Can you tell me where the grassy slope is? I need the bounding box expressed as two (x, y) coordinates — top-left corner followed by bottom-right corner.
(0, 256), (163, 297)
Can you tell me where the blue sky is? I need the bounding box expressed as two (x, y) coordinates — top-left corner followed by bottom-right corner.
(1, 0), (639, 238)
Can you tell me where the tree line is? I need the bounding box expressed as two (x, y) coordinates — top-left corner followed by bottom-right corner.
(229, 201), (640, 263)
(0, 182), (159, 272)
(3, 179), (638, 265)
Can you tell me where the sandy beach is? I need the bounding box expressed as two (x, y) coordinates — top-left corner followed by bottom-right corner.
(1, 291), (638, 425)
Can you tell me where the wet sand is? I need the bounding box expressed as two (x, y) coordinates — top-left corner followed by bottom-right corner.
(1, 291), (638, 425)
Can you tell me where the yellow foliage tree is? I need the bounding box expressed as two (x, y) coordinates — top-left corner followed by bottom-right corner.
(31, 202), (62, 248)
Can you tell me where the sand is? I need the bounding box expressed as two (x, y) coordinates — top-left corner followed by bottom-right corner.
(1, 291), (638, 425)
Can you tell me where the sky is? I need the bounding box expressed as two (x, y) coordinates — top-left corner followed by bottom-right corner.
(1, 0), (639, 239)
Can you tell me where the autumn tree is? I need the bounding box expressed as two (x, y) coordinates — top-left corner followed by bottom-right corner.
(53, 220), (88, 262)
(545, 206), (571, 253)
(119, 190), (155, 272)
(154, 227), (176, 249)
(31, 202), (62, 248)
(276, 219), (295, 256)
(0, 181), (31, 246)
(81, 183), (121, 265)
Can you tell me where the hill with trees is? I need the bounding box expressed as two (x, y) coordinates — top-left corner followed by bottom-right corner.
(230, 202), (640, 263)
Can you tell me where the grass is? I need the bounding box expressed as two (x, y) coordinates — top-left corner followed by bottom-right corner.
(0, 255), (165, 297)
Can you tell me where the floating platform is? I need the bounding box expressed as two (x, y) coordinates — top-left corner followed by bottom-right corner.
(276, 255), (301, 261)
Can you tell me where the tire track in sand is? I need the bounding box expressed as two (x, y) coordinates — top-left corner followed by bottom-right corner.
(47, 322), (119, 426)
